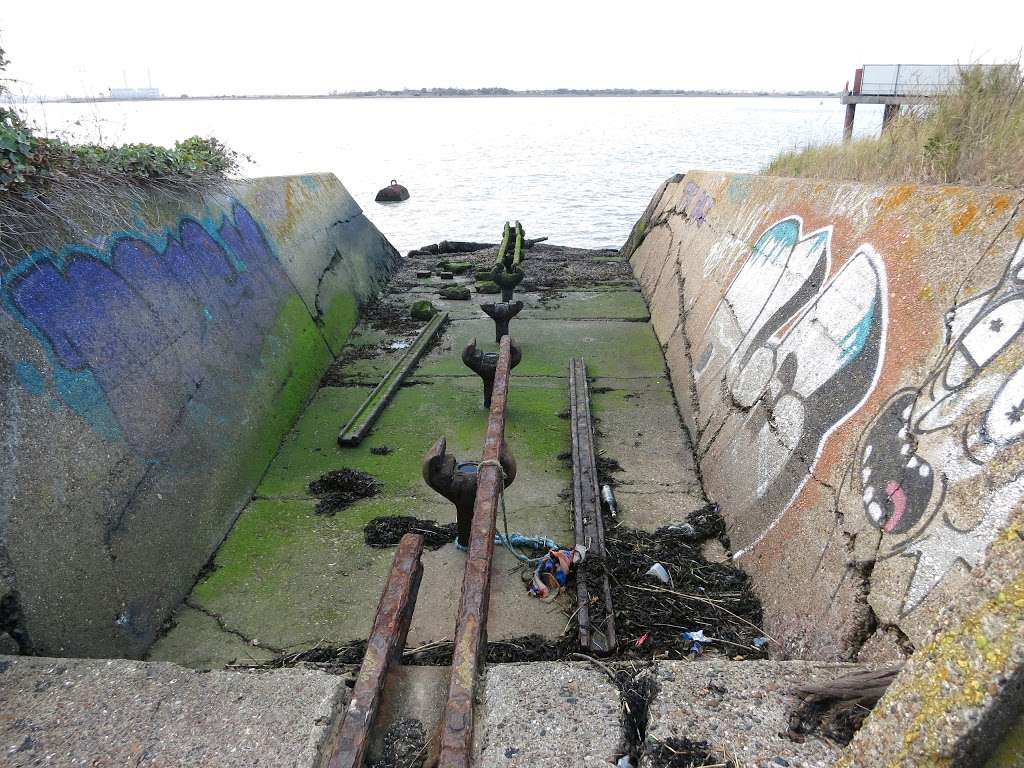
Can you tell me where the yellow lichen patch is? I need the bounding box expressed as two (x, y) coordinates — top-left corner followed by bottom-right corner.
(880, 185), (915, 215)
(837, 574), (1024, 766)
(1014, 218), (1024, 239)
(988, 194), (1012, 217)
(952, 202), (978, 235)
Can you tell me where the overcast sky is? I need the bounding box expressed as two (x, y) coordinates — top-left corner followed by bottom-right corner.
(2, 0), (1022, 98)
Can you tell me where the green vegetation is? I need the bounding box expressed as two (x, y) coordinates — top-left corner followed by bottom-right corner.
(439, 285), (471, 300)
(1, 42), (241, 249)
(765, 64), (1024, 188)
(410, 300), (438, 320)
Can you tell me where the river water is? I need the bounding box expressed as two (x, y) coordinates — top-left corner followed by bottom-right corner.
(21, 97), (881, 255)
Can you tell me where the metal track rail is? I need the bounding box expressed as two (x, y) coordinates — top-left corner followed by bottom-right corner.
(569, 358), (617, 653)
(323, 533), (425, 768)
(338, 312), (448, 446)
(436, 335), (514, 768)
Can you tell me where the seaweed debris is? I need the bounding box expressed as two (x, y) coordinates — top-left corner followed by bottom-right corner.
(645, 737), (733, 768)
(308, 469), (380, 515)
(364, 516), (458, 550)
(369, 719), (427, 768)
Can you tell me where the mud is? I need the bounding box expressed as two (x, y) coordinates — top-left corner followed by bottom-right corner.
(392, 242), (633, 293)
(308, 469), (381, 515)
(364, 516), (458, 550)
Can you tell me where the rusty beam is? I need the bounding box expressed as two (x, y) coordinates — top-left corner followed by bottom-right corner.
(569, 358), (617, 653)
(338, 311), (448, 447)
(324, 533), (425, 768)
(436, 335), (514, 768)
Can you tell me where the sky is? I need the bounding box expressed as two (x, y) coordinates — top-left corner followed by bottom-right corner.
(1, 0), (1022, 98)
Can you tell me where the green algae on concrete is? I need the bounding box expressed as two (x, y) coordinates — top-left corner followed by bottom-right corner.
(317, 291), (359, 355)
(438, 285), (471, 300)
(410, 300), (438, 320)
(167, 490), (571, 658)
(259, 377), (571, 502)
(417, 318), (666, 379)
(475, 280), (501, 294)
(235, 293), (336, 494)
(520, 289), (650, 321)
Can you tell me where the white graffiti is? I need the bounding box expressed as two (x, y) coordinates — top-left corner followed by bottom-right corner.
(858, 237), (1024, 614)
(695, 217), (889, 556)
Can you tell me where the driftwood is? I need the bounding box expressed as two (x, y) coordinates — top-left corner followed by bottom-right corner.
(787, 664), (903, 746)
(791, 664), (903, 703)
(407, 236), (547, 257)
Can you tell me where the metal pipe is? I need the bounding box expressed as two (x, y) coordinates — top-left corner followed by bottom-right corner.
(436, 335), (513, 768)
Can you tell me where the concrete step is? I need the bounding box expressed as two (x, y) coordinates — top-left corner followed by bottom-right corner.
(0, 654), (347, 767)
(469, 659), (879, 768)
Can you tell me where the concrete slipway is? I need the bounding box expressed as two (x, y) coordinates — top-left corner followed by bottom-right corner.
(4, 170), (1024, 766)
(147, 244), (708, 668)
(2, 241), (861, 768)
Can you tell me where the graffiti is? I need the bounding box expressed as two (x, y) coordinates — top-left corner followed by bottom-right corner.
(857, 236), (1024, 614)
(680, 181), (714, 225)
(1, 202), (290, 458)
(695, 217), (888, 555)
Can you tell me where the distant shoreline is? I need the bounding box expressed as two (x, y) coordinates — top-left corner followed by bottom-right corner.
(38, 89), (838, 105)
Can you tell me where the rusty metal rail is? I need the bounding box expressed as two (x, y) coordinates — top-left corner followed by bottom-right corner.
(436, 335), (514, 768)
(324, 533), (425, 768)
(569, 358), (617, 653)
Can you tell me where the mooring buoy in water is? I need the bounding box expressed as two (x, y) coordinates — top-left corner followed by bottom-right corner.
(374, 179), (409, 202)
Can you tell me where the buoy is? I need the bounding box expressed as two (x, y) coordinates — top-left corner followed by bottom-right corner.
(374, 179), (410, 202)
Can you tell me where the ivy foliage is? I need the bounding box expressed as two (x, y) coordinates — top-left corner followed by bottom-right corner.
(0, 43), (239, 195)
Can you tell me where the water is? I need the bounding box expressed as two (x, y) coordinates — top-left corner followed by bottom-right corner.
(21, 97), (882, 255)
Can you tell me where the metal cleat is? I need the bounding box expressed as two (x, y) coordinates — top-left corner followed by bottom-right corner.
(462, 338), (521, 408)
(422, 436), (516, 548)
(480, 301), (524, 342)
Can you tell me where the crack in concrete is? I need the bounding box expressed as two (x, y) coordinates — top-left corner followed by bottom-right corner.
(313, 247), (345, 325)
(950, 197), (1024, 311)
(184, 598), (283, 654)
(100, 375), (207, 554)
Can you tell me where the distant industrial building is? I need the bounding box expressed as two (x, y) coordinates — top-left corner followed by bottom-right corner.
(108, 87), (160, 100)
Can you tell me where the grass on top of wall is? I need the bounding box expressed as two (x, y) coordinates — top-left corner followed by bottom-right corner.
(0, 41), (242, 256)
(764, 64), (1024, 189)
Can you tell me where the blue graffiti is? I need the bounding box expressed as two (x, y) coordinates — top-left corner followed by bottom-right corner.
(14, 361), (44, 395)
(839, 297), (877, 367)
(2, 202), (290, 457)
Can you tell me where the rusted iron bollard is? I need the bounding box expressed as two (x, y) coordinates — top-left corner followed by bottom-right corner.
(422, 437), (516, 548)
(437, 335), (515, 768)
(462, 338), (521, 408)
(480, 301), (523, 343)
(324, 533), (425, 768)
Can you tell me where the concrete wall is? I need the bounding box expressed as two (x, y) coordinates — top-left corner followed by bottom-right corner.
(625, 171), (1024, 661)
(0, 174), (399, 657)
